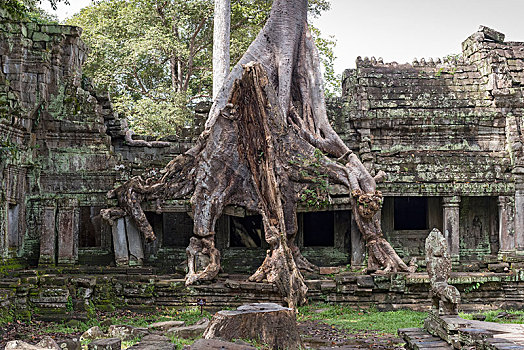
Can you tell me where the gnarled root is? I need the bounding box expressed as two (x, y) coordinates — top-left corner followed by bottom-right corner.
(186, 235), (221, 286)
(290, 242), (318, 273)
(248, 245), (308, 309)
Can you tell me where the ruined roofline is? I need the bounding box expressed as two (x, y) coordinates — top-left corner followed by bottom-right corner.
(355, 55), (466, 69)
(354, 25), (524, 70)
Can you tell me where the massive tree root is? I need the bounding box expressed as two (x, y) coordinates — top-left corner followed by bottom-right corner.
(102, 0), (415, 309)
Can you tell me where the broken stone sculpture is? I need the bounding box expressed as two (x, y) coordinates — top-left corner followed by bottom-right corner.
(425, 228), (460, 315)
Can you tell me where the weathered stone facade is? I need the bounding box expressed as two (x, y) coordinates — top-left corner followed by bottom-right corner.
(336, 25), (524, 267)
(2, 16), (524, 313)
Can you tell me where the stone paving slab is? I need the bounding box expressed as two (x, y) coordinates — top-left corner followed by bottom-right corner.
(398, 328), (453, 350)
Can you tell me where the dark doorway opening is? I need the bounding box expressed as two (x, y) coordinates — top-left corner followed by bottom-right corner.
(230, 215), (263, 247)
(162, 212), (193, 248)
(79, 206), (103, 247)
(394, 197), (428, 230)
(303, 211), (334, 247)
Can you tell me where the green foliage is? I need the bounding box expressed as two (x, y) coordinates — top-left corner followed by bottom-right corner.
(1, 0), (64, 23)
(41, 305), (210, 340)
(463, 281), (483, 294)
(65, 295), (73, 312)
(298, 303), (426, 335)
(295, 149), (331, 208)
(0, 308), (15, 326)
(122, 336), (143, 348)
(67, 0), (338, 136)
(310, 25), (341, 97)
(0, 139), (20, 164)
(460, 310), (524, 324)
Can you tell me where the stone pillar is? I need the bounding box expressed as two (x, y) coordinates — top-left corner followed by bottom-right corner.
(514, 188), (524, 252)
(442, 196), (461, 260)
(112, 218), (129, 266)
(350, 213), (366, 268)
(124, 217), (144, 266)
(39, 201), (56, 266)
(0, 200), (7, 257)
(498, 196), (515, 254)
(57, 199), (79, 266)
(334, 210), (350, 251)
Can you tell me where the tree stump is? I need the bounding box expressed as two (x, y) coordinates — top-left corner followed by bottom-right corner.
(203, 303), (303, 349)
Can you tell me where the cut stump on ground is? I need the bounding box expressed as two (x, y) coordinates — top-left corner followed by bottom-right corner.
(203, 303), (303, 350)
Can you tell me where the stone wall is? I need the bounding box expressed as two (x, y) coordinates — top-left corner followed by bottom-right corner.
(1, 269), (524, 322)
(2, 19), (524, 276)
(0, 17), (123, 271)
(332, 26), (524, 264)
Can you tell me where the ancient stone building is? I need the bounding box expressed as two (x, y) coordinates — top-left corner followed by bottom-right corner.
(337, 25), (524, 268)
(1, 16), (523, 276)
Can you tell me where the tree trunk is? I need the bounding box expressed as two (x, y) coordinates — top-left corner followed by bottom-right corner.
(203, 303), (303, 350)
(102, 0), (416, 309)
(212, 0), (230, 99)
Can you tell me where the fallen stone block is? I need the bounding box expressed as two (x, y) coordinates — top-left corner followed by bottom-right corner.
(36, 337), (60, 350)
(107, 324), (149, 341)
(87, 338), (121, 350)
(147, 320), (185, 331)
(319, 266), (340, 275)
(166, 318), (209, 339)
(56, 338), (81, 350)
(5, 339), (57, 350)
(127, 335), (176, 350)
(81, 326), (105, 341)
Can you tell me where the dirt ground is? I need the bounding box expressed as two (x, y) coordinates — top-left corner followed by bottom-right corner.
(0, 318), (405, 349)
(299, 320), (404, 349)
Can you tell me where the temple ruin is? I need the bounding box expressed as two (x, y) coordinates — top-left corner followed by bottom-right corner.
(2, 13), (524, 318)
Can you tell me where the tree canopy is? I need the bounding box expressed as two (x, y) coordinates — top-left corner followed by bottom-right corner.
(67, 0), (338, 136)
(1, 0), (69, 21)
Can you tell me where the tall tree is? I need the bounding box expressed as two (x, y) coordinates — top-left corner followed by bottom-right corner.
(212, 0), (230, 99)
(1, 0), (68, 21)
(103, 0), (416, 308)
(67, 0), (337, 136)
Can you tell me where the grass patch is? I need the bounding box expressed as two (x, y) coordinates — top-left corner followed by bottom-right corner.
(104, 306), (209, 329)
(460, 310), (524, 324)
(298, 303), (426, 335)
(40, 305), (210, 343)
(121, 336), (143, 348)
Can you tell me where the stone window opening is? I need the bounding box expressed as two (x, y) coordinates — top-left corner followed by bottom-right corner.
(302, 211), (335, 247)
(230, 215), (263, 248)
(394, 197), (428, 231)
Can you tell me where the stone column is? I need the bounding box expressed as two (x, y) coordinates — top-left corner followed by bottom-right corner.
(39, 200), (56, 266)
(442, 196), (461, 260)
(125, 217), (144, 266)
(57, 199), (79, 266)
(350, 213), (366, 268)
(112, 217), (129, 266)
(498, 196), (515, 254)
(514, 188), (524, 252)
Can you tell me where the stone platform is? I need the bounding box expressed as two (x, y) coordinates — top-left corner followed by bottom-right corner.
(398, 328), (453, 350)
(400, 313), (524, 349)
(2, 267), (524, 322)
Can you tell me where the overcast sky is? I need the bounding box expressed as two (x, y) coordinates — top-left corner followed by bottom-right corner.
(41, 0), (524, 74)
